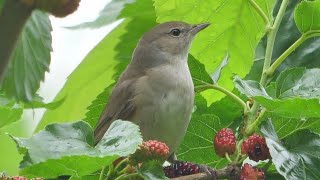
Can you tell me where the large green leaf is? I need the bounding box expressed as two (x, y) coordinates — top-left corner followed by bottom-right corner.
(274, 68), (320, 98)
(84, 83), (115, 129)
(261, 120), (320, 180)
(234, 68), (320, 118)
(177, 115), (228, 168)
(234, 75), (270, 98)
(36, 0), (157, 131)
(265, 114), (320, 139)
(188, 55), (213, 91)
(0, 10), (52, 101)
(294, 0), (320, 34)
(177, 112), (229, 168)
(154, 0), (276, 104)
(12, 120), (142, 179)
(256, 97), (320, 118)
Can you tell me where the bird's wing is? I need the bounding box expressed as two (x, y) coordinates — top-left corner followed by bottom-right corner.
(94, 78), (138, 144)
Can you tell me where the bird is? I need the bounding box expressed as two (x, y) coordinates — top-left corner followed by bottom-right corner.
(94, 21), (209, 159)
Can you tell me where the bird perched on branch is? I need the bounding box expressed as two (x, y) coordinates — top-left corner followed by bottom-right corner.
(94, 21), (209, 159)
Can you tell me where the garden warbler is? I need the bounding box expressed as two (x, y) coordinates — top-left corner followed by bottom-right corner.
(94, 21), (209, 157)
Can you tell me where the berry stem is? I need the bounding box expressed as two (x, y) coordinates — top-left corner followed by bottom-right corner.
(262, 160), (273, 171)
(99, 166), (106, 180)
(118, 165), (132, 175)
(225, 153), (233, 163)
(245, 108), (267, 136)
(235, 139), (244, 163)
(106, 164), (114, 180)
(114, 158), (129, 173)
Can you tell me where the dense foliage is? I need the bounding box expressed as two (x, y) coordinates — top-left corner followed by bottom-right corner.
(1, 0), (320, 179)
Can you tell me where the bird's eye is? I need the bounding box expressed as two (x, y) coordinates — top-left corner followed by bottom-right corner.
(170, 29), (181, 37)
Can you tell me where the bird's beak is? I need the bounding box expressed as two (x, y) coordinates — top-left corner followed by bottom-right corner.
(190, 23), (210, 35)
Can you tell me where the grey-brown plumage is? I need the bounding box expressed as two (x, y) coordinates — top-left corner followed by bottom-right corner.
(94, 21), (209, 154)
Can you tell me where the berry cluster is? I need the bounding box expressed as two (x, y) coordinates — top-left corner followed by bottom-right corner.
(163, 161), (200, 178)
(240, 163), (265, 180)
(129, 140), (170, 165)
(214, 128), (236, 157)
(241, 134), (271, 162)
(213, 129), (270, 162)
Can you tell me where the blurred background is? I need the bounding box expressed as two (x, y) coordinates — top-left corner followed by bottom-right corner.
(0, 0), (121, 175)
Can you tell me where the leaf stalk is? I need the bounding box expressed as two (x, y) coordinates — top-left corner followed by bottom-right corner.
(246, 0), (289, 132)
(196, 83), (249, 114)
(249, 0), (270, 26)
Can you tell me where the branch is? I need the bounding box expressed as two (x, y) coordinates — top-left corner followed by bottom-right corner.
(172, 164), (241, 180)
(266, 35), (306, 76)
(259, 0), (289, 87)
(267, 30), (320, 75)
(246, 0), (289, 128)
(0, 0), (33, 80)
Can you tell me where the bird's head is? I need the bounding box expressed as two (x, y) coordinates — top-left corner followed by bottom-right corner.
(133, 21), (209, 65)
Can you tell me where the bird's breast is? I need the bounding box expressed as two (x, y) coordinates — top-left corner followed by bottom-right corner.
(133, 62), (194, 153)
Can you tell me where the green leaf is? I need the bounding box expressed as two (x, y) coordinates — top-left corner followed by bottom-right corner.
(0, 10), (52, 101)
(256, 97), (320, 118)
(138, 161), (168, 180)
(261, 120), (320, 180)
(266, 114), (320, 139)
(0, 93), (23, 128)
(266, 173), (286, 180)
(234, 70), (320, 118)
(234, 76), (270, 98)
(294, 0), (320, 33)
(275, 68), (320, 98)
(154, 0), (276, 104)
(0, 104), (23, 129)
(84, 83), (115, 128)
(36, 0), (157, 131)
(188, 55), (213, 91)
(177, 113), (228, 168)
(69, 0), (135, 29)
(178, 94), (243, 167)
(23, 95), (65, 110)
(12, 120), (142, 179)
